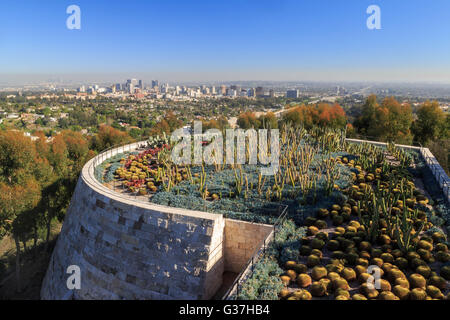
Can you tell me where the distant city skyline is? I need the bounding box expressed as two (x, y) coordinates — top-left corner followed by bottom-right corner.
(1, 1), (450, 83)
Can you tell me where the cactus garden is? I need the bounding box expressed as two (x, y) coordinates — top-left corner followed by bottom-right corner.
(94, 125), (450, 300)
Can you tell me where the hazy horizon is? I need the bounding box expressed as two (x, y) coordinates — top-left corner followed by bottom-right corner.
(2, 71), (450, 87)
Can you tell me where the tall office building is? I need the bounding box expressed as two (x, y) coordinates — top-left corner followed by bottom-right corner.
(220, 85), (227, 95)
(139, 80), (144, 90)
(255, 87), (264, 98)
(286, 89), (300, 98)
(126, 79), (139, 94)
(152, 80), (159, 89)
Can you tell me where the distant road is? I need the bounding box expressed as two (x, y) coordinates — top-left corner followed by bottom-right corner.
(228, 107), (285, 128)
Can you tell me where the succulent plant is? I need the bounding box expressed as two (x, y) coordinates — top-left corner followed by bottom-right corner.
(435, 243), (448, 252)
(345, 252), (359, 265)
(428, 275), (447, 290)
(279, 288), (291, 299)
(300, 245), (312, 256)
(409, 288), (427, 300)
(381, 262), (395, 274)
(395, 278), (410, 289)
(387, 269), (407, 282)
(311, 249), (323, 258)
(410, 258), (427, 269)
(327, 272), (341, 281)
(296, 274), (312, 288)
(280, 275), (291, 286)
(286, 269), (297, 281)
(311, 266), (328, 281)
(334, 288), (350, 298)
(418, 239), (433, 251)
(285, 261), (297, 269)
(435, 251), (450, 262)
(426, 285), (444, 299)
(371, 248), (383, 258)
(314, 220), (328, 230)
(311, 238), (325, 250)
(352, 293), (368, 300)
(416, 265), (432, 278)
(378, 291), (399, 300)
(359, 283), (379, 299)
(327, 240), (340, 251)
(332, 278), (350, 291)
(292, 289), (312, 300)
(317, 208), (329, 219)
(354, 265), (367, 276)
(293, 263), (308, 274)
(409, 273), (427, 289)
(394, 257), (409, 270)
(340, 267), (357, 282)
(379, 279), (392, 292)
(307, 226), (319, 236)
(393, 285), (410, 300)
(310, 281), (327, 297)
(371, 258), (384, 268)
(306, 254), (321, 268)
(440, 265), (450, 280)
(417, 248), (433, 262)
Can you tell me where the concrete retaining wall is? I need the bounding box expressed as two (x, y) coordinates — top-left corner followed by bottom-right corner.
(40, 173), (225, 300)
(223, 219), (273, 274)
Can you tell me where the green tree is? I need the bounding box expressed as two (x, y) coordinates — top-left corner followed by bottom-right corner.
(413, 101), (447, 145)
(0, 131), (43, 292)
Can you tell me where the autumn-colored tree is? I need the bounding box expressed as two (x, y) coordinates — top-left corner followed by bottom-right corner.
(283, 105), (314, 128)
(202, 116), (229, 131)
(149, 111), (184, 136)
(354, 96), (413, 144)
(149, 119), (171, 136)
(60, 130), (91, 176)
(282, 103), (347, 129)
(237, 111), (260, 129)
(90, 125), (133, 152)
(165, 111), (183, 132)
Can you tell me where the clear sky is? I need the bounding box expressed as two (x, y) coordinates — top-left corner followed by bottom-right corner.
(1, 0), (450, 82)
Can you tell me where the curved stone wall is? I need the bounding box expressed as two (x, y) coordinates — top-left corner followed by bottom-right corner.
(40, 143), (226, 300)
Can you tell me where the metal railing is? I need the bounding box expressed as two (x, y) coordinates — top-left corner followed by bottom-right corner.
(222, 204), (289, 300)
(421, 150), (450, 205)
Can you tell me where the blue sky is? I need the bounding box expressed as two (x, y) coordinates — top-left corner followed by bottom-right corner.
(1, 0), (450, 82)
